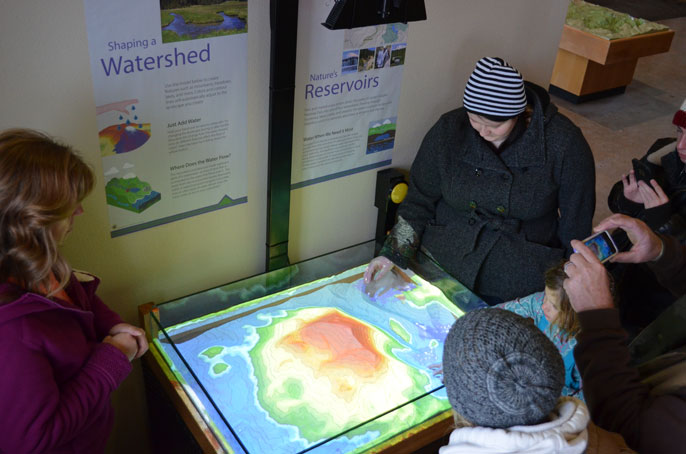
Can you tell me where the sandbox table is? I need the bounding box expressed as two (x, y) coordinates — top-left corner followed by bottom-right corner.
(139, 241), (485, 453)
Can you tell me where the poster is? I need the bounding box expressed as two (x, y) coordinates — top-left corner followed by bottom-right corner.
(157, 265), (460, 453)
(291, 1), (408, 188)
(83, 0), (248, 237)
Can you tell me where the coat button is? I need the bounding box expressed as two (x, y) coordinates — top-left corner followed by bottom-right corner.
(469, 201), (477, 209)
(501, 174), (510, 181)
(468, 218), (476, 225)
(496, 205), (505, 213)
(474, 168), (482, 176)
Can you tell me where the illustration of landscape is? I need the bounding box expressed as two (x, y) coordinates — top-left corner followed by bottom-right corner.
(161, 0), (247, 43)
(367, 117), (397, 154)
(106, 176), (161, 213)
(155, 265), (463, 453)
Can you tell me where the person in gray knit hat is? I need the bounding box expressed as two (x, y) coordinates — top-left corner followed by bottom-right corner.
(439, 309), (596, 453)
(365, 56), (595, 305)
(443, 308), (564, 428)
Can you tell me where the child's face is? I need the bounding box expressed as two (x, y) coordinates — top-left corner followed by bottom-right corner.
(542, 287), (561, 323)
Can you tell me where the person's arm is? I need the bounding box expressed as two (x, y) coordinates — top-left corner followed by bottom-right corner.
(594, 213), (686, 296)
(573, 309), (686, 453)
(494, 292), (543, 324)
(647, 234), (686, 296)
(0, 340), (131, 453)
(376, 117), (447, 270)
(566, 239), (686, 453)
(556, 129), (596, 256)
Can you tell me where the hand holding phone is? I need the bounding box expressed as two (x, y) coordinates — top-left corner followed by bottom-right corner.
(632, 158), (653, 184)
(579, 230), (619, 263)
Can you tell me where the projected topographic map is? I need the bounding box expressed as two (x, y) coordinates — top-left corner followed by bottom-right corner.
(156, 265), (462, 453)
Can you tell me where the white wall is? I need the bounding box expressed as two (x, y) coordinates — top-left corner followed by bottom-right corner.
(0, 0), (567, 452)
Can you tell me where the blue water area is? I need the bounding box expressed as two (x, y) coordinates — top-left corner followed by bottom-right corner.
(132, 191), (161, 211)
(367, 139), (395, 154)
(163, 12), (245, 38)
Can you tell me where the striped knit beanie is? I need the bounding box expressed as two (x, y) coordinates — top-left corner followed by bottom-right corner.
(673, 98), (686, 128)
(463, 57), (527, 119)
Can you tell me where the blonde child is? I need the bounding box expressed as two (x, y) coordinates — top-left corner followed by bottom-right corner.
(496, 261), (584, 399)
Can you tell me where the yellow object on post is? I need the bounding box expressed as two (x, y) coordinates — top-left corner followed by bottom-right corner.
(390, 182), (408, 204)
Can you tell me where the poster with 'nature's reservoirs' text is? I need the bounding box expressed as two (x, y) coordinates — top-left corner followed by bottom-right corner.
(291, 1), (409, 188)
(84, 0), (248, 237)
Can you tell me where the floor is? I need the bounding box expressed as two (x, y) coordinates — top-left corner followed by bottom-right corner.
(551, 15), (686, 226)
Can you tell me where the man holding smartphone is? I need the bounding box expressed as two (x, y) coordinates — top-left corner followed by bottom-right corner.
(563, 213), (686, 454)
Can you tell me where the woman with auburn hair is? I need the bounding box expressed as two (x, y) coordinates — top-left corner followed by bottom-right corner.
(0, 129), (148, 454)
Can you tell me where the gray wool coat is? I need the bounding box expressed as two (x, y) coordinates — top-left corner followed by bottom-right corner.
(381, 86), (595, 301)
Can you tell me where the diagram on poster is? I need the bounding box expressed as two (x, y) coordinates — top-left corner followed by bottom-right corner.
(97, 99), (151, 156)
(157, 266), (461, 453)
(291, 3), (409, 188)
(84, 0), (248, 236)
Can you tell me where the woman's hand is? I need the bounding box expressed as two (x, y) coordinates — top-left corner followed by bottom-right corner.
(621, 170), (642, 204)
(637, 179), (669, 209)
(103, 333), (139, 362)
(109, 323), (149, 359)
(363, 256), (395, 284)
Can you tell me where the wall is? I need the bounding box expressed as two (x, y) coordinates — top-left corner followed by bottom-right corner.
(0, 0), (567, 452)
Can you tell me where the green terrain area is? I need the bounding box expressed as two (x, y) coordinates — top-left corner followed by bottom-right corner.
(566, 0), (668, 39)
(161, 1), (246, 24)
(248, 308), (442, 443)
(105, 176), (161, 213)
(161, 1), (247, 43)
(201, 346), (225, 358)
(368, 123), (396, 137)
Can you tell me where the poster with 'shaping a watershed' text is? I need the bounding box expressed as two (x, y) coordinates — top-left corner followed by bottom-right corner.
(291, 1), (409, 189)
(83, 0), (248, 237)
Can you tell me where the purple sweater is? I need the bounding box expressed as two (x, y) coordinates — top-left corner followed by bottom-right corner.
(0, 272), (132, 454)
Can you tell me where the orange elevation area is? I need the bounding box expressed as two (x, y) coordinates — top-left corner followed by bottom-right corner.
(279, 311), (388, 379)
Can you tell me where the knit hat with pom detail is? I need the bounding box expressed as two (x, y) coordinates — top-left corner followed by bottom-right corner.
(442, 308), (564, 428)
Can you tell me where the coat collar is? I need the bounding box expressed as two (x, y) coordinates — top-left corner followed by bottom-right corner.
(457, 85), (555, 172)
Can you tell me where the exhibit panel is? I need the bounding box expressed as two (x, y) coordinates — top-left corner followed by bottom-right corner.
(141, 241), (485, 453)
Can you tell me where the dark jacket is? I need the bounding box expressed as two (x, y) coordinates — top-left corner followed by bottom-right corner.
(574, 235), (686, 454)
(0, 272), (131, 454)
(381, 83), (595, 301)
(608, 138), (686, 242)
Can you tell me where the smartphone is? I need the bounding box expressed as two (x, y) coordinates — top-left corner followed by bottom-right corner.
(581, 230), (619, 263)
(632, 158), (652, 184)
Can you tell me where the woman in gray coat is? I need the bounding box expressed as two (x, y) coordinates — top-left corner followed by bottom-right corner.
(364, 57), (595, 303)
